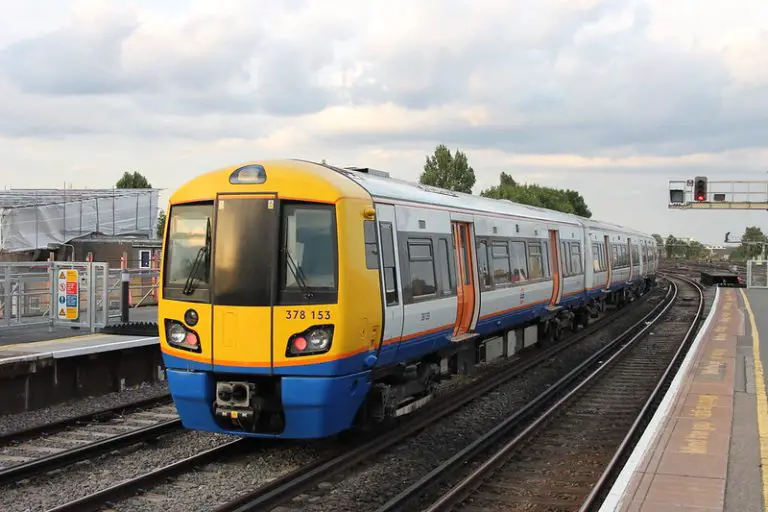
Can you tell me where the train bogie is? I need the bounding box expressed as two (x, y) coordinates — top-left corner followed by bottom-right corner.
(159, 160), (659, 439)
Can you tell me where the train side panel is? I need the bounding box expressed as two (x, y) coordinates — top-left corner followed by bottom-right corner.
(473, 214), (554, 337)
(390, 204), (457, 363)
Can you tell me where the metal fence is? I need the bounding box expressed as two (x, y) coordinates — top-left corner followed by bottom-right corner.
(747, 260), (768, 288)
(106, 267), (159, 321)
(0, 261), (157, 332)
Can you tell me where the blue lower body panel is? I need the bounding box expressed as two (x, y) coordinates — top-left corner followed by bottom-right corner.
(166, 368), (371, 439)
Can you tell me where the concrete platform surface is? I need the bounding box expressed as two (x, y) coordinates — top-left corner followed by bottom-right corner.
(0, 333), (159, 364)
(601, 286), (768, 512)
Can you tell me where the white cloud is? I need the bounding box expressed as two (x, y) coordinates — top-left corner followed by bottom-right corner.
(0, 0), (767, 244)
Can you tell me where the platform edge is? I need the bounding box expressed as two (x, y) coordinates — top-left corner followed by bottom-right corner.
(598, 285), (721, 511)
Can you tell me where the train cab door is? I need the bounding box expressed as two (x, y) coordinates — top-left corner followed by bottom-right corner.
(627, 238), (633, 282)
(211, 193), (278, 372)
(547, 229), (563, 308)
(603, 235), (612, 291)
(451, 220), (479, 339)
(375, 204), (404, 366)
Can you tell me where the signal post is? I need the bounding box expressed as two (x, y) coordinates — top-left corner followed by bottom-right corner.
(668, 177), (768, 209)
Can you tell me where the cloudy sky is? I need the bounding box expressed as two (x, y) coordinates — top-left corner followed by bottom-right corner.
(1, 0), (767, 245)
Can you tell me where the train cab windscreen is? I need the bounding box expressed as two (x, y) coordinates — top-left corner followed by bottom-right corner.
(163, 202), (213, 302)
(278, 203), (338, 305)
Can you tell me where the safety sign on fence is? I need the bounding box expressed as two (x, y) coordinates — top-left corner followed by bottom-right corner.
(57, 269), (80, 320)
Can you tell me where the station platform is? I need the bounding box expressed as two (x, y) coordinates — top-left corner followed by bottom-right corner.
(0, 333), (159, 365)
(0, 333), (162, 415)
(601, 286), (768, 511)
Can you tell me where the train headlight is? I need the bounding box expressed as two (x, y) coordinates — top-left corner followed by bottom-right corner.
(286, 326), (333, 357)
(164, 319), (201, 353)
(307, 329), (331, 351)
(168, 323), (186, 344)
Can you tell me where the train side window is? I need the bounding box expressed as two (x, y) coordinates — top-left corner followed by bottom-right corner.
(570, 242), (582, 274)
(491, 242), (511, 285)
(380, 222), (398, 306)
(510, 241), (528, 282)
(476, 240), (492, 290)
(528, 242), (545, 279)
(364, 220), (379, 270)
(408, 239), (437, 298)
(437, 238), (454, 296)
(600, 245), (607, 270)
(560, 241), (570, 276)
(592, 243), (601, 272)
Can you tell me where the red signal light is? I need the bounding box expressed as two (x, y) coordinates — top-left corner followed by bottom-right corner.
(694, 176), (707, 201)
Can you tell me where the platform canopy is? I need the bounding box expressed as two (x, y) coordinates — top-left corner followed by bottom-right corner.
(0, 188), (160, 253)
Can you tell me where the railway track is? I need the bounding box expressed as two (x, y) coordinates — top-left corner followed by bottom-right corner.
(0, 395), (179, 485)
(378, 275), (702, 512)
(47, 286), (663, 512)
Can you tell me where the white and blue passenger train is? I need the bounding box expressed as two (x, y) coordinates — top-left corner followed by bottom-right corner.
(160, 160), (659, 439)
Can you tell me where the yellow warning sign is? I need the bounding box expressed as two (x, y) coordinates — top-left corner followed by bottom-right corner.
(56, 268), (79, 321)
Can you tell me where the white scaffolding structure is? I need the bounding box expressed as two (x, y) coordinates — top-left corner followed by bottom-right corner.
(0, 188), (160, 253)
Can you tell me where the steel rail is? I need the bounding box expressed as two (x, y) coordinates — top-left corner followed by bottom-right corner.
(577, 274), (705, 511)
(0, 418), (181, 485)
(376, 279), (680, 512)
(0, 394), (172, 446)
(215, 283), (672, 512)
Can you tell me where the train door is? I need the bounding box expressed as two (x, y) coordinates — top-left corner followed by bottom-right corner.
(451, 221), (477, 338)
(548, 229), (563, 307)
(627, 238), (633, 282)
(603, 235), (612, 290)
(211, 193), (277, 371)
(375, 204), (404, 365)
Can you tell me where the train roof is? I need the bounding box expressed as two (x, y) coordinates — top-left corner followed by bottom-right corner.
(578, 217), (653, 239)
(328, 164), (653, 239)
(331, 165), (583, 226)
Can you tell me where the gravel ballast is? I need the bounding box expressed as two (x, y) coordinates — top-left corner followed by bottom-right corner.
(0, 285), (671, 512)
(0, 381), (170, 436)
(275, 289), (669, 511)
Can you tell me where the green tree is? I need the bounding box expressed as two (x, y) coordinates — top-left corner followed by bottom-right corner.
(156, 210), (166, 238)
(419, 144), (476, 194)
(480, 173), (592, 218)
(686, 240), (708, 259)
(500, 172), (516, 187)
(116, 171), (151, 188)
(730, 226), (767, 261)
(652, 234), (664, 247)
(563, 189), (592, 218)
(665, 235), (684, 258)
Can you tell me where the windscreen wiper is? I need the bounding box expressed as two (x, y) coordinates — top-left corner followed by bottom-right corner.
(284, 247), (314, 299)
(182, 218), (211, 295)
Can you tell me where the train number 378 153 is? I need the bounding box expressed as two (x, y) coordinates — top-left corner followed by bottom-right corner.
(285, 310), (331, 320)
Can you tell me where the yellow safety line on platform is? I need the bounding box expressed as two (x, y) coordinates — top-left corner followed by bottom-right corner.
(741, 288), (768, 511)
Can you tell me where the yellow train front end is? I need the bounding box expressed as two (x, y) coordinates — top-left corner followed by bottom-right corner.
(159, 160), (382, 438)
